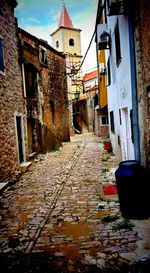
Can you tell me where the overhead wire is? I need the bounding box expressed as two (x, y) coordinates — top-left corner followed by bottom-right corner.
(77, 28), (96, 73)
(65, 27), (97, 75)
(66, 26), (97, 94)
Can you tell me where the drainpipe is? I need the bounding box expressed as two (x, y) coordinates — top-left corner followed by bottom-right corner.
(128, 9), (140, 162)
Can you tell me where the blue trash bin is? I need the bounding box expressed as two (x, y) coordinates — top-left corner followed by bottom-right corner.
(115, 160), (149, 219)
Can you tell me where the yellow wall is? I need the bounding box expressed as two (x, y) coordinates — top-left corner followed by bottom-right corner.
(98, 50), (107, 108)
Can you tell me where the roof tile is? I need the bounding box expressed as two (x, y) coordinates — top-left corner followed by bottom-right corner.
(58, 4), (74, 29)
(83, 70), (98, 82)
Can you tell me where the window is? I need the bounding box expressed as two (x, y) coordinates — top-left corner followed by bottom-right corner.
(115, 20), (121, 66)
(110, 111), (115, 133)
(0, 37), (4, 73)
(119, 109), (122, 124)
(118, 135), (121, 146)
(24, 64), (38, 98)
(69, 38), (74, 46)
(101, 116), (109, 126)
(56, 41), (59, 48)
(39, 46), (48, 66)
(15, 113), (25, 164)
(94, 94), (99, 107)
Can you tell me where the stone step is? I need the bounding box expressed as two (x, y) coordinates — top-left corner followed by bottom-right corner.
(0, 182), (9, 193)
(19, 161), (32, 172)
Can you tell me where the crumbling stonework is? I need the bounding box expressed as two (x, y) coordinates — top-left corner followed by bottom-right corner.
(0, 2), (70, 182)
(19, 28), (70, 154)
(0, 0), (25, 181)
(133, 0), (150, 167)
(42, 52), (70, 150)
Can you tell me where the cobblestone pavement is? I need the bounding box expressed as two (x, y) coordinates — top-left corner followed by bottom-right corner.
(0, 133), (150, 272)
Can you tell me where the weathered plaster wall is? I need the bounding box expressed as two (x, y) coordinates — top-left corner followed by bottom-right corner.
(106, 14), (134, 161)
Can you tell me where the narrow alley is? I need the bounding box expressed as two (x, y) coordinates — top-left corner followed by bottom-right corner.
(0, 133), (150, 273)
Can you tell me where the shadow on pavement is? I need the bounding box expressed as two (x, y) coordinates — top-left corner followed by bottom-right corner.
(0, 253), (150, 273)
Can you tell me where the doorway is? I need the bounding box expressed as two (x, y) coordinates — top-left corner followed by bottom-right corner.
(16, 115), (25, 164)
(121, 108), (129, 160)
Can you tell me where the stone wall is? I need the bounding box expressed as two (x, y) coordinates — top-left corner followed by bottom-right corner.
(42, 50), (70, 150)
(133, 0), (150, 167)
(0, 1), (25, 181)
(19, 29), (70, 153)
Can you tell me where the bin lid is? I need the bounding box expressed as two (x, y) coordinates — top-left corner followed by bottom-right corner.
(119, 160), (140, 167)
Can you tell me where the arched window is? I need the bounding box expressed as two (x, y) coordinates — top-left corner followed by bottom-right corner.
(56, 41), (59, 48)
(69, 38), (74, 46)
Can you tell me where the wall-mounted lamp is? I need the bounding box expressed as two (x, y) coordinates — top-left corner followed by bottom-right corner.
(97, 24), (111, 51)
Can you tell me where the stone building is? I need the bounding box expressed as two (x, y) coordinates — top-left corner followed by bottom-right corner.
(0, 0), (70, 183)
(0, 0), (26, 182)
(19, 28), (70, 154)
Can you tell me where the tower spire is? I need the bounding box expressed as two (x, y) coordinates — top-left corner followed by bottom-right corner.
(58, 2), (74, 29)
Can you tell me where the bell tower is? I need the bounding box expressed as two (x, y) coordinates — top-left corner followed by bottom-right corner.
(51, 3), (83, 134)
(51, 3), (82, 60)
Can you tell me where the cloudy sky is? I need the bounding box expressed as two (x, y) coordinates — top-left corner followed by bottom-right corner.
(15, 0), (98, 73)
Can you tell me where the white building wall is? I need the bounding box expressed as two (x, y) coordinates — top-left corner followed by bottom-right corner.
(106, 15), (135, 161)
(84, 77), (98, 90)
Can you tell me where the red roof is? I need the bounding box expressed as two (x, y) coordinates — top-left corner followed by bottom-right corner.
(83, 70), (98, 82)
(58, 4), (74, 29)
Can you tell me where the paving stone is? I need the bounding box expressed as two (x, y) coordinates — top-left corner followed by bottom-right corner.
(84, 255), (97, 265)
(97, 258), (105, 268)
(0, 133), (149, 271)
(119, 252), (137, 263)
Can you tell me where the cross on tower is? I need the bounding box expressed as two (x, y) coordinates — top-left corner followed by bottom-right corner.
(62, 0), (65, 6)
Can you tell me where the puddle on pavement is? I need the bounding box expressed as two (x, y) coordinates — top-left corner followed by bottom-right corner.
(17, 213), (29, 222)
(15, 197), (29, 205)
(54, 244), (80, 259)
(50, 221), (91, 242)
(91, 210), (108, 219)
